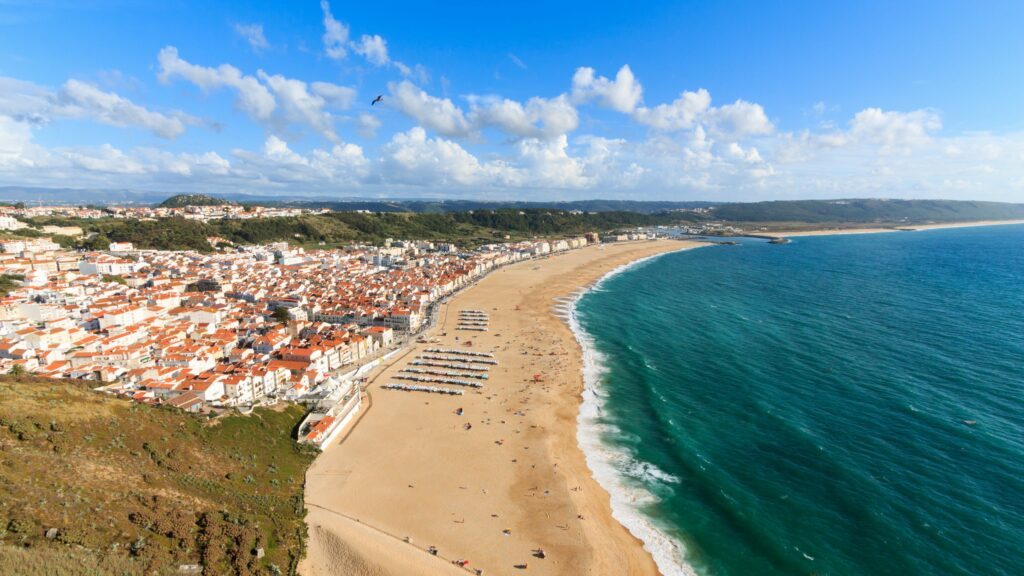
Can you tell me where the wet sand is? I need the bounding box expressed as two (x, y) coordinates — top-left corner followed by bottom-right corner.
(301, 240), (702, 576)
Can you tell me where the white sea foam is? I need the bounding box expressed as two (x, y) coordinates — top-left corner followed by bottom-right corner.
(565, 246), (705, 576)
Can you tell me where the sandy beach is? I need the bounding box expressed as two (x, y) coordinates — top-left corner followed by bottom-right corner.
(300, 239), (702, 576)
(765, 219), (1024, 237)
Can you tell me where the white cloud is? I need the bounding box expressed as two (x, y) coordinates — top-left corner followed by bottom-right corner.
(774, 107), (941, 162)
(311, 81), (357, 110)
(708, 100), (774, 138)
(64, 144), (146, 174)
(516, 135), (588, 188)
(849, 108), (941, 152)
(0, 75), (194, 139)
(0, 77), (53, 125)
(354, 34), (389, 66)
(318, 0), (423, 79)
(727, 142), (764, 163)
(320, 0), (349, 60)
(2, 122), (1023, 201)
(633, 90), (773, 139)
(386, 81), (578, 140)
(388, 80), (471, 137)
(356, 113), (381, 138)
(311, 142), (369, 177)
(381, 127), (493, 185)
(633, 89), (711, 131)
(467, 94), (578, 139)
(157, 46), (276, 120)
(232, 135), (368, 184)
(571, 65), (643, 113)
(263, 135), (309, 165)
(257, 71), (338, 140)
(3, 52), (1023, 202)
(57, 80), (191, 138)
(157, 48), (357, 141)
(0, 115), (37, 169)
(233, 23), (269, 52)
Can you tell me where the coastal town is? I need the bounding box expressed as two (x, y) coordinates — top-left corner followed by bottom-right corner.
(0, 201), (324, 225)
(0, 218), (659, 448)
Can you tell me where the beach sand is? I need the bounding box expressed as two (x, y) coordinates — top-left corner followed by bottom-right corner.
(301, 239), (702, 576)
(765, 219), (1024, 237)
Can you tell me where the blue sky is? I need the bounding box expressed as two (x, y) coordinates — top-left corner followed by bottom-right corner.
(1, 0), (1023, 201)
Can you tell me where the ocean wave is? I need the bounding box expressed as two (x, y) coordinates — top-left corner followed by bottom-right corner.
(566, 247), (703, 576)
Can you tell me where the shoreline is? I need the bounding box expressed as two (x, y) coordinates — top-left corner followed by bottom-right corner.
(300, 240), (703, 576)
(564, 250), (700, 576)
(764, 218), (1024, 237)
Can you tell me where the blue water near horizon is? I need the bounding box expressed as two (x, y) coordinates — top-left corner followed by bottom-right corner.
(575, 225), (1024, 576)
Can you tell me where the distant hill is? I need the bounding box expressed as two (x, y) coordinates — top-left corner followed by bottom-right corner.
(4, 185), (1024, 222)
(0, 186), (168, 206)
(0, 376), (316, 575)
(707, 199), (1024, 223)
(263, 199), (718, 214)
(160, 194), (236, 208)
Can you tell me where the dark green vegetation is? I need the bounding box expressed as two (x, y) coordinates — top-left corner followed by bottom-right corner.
(0, 376), (316, 575)
(23, 209), (692, 252)
(271, 307), (291, 324)
(259, 198), (717, 214)
(0, 274), (24, 297)
(160, 194), (237, 208)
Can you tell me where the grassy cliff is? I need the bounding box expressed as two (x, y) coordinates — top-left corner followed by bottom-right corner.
(0, 376), (316, 575)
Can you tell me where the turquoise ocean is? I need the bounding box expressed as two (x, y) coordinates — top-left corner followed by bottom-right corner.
(571, 225), (1024, 576)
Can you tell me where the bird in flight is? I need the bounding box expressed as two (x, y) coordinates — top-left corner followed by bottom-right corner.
(371, 94), (384, 106)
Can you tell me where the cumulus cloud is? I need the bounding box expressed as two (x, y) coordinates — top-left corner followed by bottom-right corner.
(0, 75), (195, 139)
(727, 142), (764, 164)
(233, 136), (369, 184)
(4, 49), (1021, 201)
(233, 23), (269, 52)
(775, 107), (941, 162)
(708, 100), (774, 138)
(467, 94), (578, 139)
(320, 0), (349, 60)
(386, 81), (578, 140)
(387, 81), (471, 137)
(57, 80), (192, 138)
(633, 89), (773, 139)
(257, 72), (339, 140)
(157, 48), (357, 141)
(158, 46), (276, 120)
(633, 89), (711, 131)
(571, 65), (643, 113)
(380, 126), (508, 186)
(516, 135), (588, 188)
(849, 108), (941, 152)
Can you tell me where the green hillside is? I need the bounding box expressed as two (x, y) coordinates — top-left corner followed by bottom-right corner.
(160, 194), (236, 208)
(30, 208), (689, 252)
(0, 376), (316, 575)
